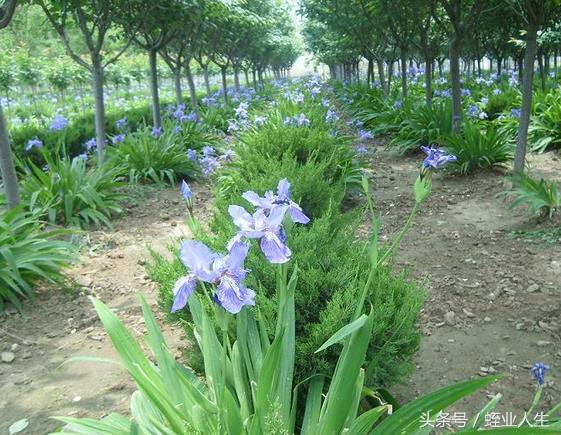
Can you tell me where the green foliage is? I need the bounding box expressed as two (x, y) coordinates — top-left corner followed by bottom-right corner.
(484, 88), (520, 120)
(499, 171), (561, 218)
(20, 154), (125, 228)
(443, 123), (513, 174)
(0, 207), (73, 311)
(529, 92), (561, 153)
(389, 101), (453, 153)
(149, 93), (423, 393)
(108, 125), (200, 185)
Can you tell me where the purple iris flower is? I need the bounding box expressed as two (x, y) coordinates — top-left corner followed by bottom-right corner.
(325, 109), (339, 123)
(295, 114), (310, 126)
(202, 146), (215, 157)
(420, 146), (457, 169)
(356, 143), (368, 155)
(171, 240), (254, 314)
(25, 138), (43, 151)
(242, 178), (310, 225)
(112, 134), (125, 144)
(77, 153), (88, 161)
(229, 205), (292, 264)
(174, 126), (183, 133)
(152, 126), (163, 138)
(530, 362), (549, 386)
(467, 105), (479, 118)
(180, 180), (192, 200)
(201, 155), (219, 178)
(511, 108), (521, 118)
(393, 100), (402, 109)
(254, 116), (267, 126)
(358, 130), (374, 141)
(187, 148), (198, 161)
(50, 115), (69, 131)
(221, 149), (236, 162)
(115, 117), (127, 129)
(85, 138), (97, 151)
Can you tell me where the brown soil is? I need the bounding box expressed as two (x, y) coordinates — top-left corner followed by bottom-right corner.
(0, 183), (212, 434)
(366, 147), (561, 425)
(1, 149), (560, 433)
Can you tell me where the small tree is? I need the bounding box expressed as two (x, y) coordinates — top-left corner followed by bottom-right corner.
(36, 0), (141, 161)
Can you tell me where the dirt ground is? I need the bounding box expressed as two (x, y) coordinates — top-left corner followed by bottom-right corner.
(1, 148), (561, 433)
(366, 147), (561, 425)
(0, 184), (212, 434)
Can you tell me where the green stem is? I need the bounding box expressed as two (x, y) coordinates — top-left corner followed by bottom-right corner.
(377, 202), (419, 267)
(527, 385), (542, 419)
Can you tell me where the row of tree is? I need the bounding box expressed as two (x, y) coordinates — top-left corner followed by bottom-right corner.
(301, 0), (561, 171)
(0, 0), (299, 209)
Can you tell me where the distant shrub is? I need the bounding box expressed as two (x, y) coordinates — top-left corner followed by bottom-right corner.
(20, 153), (124, 228)
(108, 123), (201, 185)
(443, 123), (513, 173)
(499, 171), (561, 218)
(0, 207), (73, 311)
(389, 101), (453, 153)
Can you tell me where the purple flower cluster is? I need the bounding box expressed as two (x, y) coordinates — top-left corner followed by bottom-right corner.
(112, 134), (125, 144)
(284, 114), (310, 127)
(325, 109), (339, 123)
(171, 178), (309, 315)
(115, 117), (127, 129)
(25, 138), (43, 151)
(152, 126), (163, 138)
(229, 179), (309, 264)
(171, 240), (255, 314)
(85, 138), (97, 151)
(50, 115), (69, 131)
(420, 146), (457, 169)
(530, 362), (549, 386)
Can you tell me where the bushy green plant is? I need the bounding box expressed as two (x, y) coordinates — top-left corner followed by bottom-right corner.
(443, 123), (513, 173)
(484, 88), (520, 120)
(529, 93), (561, 153)
(0, 207), (73, 311)
(53, 293), (517, 434)
(20, 154), (125, 228)
(499, 171), (561, 218)
(108, 126), (199, 185)
(389, 101), (453, 153)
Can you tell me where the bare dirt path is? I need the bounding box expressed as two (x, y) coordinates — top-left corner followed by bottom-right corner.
(0, 184), (211, 434)
(367, 146), (561, 421)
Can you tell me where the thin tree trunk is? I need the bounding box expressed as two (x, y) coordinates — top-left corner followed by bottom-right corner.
(515, 23), (538, 172)
(538, 52), (546, 91)
(203, 65), (211, 94)
(185, 62), (198, 116)
(233, 66), (240, 90)
(387, 60), (394, 94)
(221, 67), (228, 103)
(173, 68), (182, 106)
(425, 56), (432, 106)
(92, 59), (106, 162)
(244, 69), (250, 87)
(0, 102), (19, 208)
(148, 49), (161, 128)
(449, 34), (462, 134)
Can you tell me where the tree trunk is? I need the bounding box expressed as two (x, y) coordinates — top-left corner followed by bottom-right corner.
(386, 60), (394, 94)
(514, 23), (538, 172)
(173, 67), (182, 106)
(0, 102), (19, 208)
(258, 68), (264, 88)
(92, 59), (107, 162)
(244, 69), (250, 87)
(449, 34), (462, 134)
(221, 67), (228, 103)
(489, 58), (493, 73)
(425, 55), (432, 106)
(252, 68), (257, 89)
(538, 52), (545, 91)
(497, 57), (503, 75)
(148, 49), (161, 128)
(185, 62), (198, 116)
(233, 66), (240, 90)
(203, 65), (211, 94)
